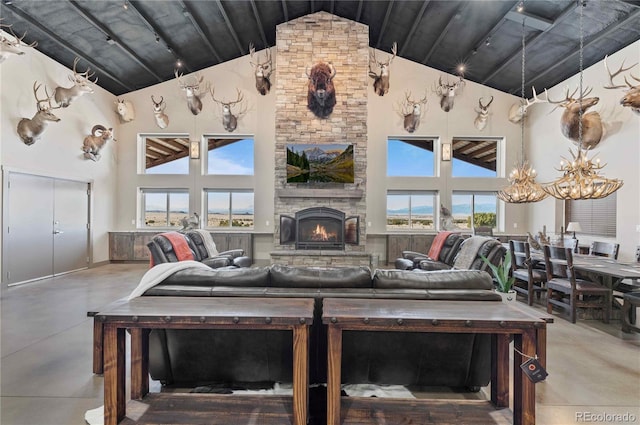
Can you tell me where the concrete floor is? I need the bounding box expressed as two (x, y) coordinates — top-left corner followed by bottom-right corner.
(1, 263), (639, 425)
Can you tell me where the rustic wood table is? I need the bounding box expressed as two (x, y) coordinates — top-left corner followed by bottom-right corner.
(322, 298), (547, 425)
(96, 296), (314, 425)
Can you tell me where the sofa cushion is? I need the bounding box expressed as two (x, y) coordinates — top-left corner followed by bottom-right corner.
(372, 269), (494, 290)
(161, 266), (271, 287)
(269, 264), (372, 288)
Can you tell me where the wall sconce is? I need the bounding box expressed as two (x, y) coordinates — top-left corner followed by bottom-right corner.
(442, 143), (452, 161)
(189, 140), (200, 159)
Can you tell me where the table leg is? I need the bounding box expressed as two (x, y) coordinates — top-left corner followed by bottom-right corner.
(130, 328), (149, 400)
(327, 325), (342, 425)
(513, 329), (536, 425)
(491, 333), (510, 407)
(104, 325), (125, 425)
(292, 324), (309, 425)
(93, 319), (104, 374)
(535, 326), (547, 370)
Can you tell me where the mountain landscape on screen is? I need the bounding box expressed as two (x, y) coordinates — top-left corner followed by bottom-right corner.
(286, 144), (354, 183)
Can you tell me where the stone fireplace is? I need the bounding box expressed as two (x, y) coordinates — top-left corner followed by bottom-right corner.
(272, 12), (369, 267)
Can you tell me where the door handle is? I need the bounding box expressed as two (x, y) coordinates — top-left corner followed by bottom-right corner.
(54, 230), (64, 235)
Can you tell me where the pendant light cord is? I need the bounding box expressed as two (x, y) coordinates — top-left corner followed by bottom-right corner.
(520, 17), (526, 166)
(578, 1), (584, 152)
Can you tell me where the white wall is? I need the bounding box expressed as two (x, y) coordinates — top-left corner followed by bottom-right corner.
(527, 41), (640, 261)
(0, 35), (119, 268)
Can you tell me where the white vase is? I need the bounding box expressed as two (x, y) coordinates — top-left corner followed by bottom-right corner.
(496, 289), (517, 303)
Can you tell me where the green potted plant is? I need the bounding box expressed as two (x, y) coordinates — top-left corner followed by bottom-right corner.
(480, 252), (516, 302)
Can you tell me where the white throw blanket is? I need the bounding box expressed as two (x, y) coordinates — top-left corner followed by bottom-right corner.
(191, 229), (219, 257)
(127, 261), (212, 300)
(454, 236), (492, 270)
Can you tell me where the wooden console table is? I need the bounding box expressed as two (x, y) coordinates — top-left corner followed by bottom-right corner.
(96, 296), (314, 425)
(322, 298), (547, 425)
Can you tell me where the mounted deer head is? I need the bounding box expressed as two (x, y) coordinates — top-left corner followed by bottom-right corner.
(0, 21), (37, 63)
(508, 86), (547, 123)
(369, 41), (397, 96)
(53, 57), (97, 107)
(249, 42), (273, 96)
(114, 98), (135, 122)
(17, 82), (62, 145)
(175, 69), (208, 115)
(151, 95), (169, 129)
(474, 96), (494, 131)
(603, 55), (640, 115)
(210, 87), (246, 132)
(434, 75), (464, 112)
(546, 86), (603, 149)
(400, 90), (428, 133)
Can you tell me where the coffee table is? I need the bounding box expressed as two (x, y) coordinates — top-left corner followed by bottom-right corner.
(96, 296), (314, 425)
(323, 298), (546, 425)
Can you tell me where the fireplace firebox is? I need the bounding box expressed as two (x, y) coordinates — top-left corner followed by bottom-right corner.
(280, 207), (359, 250)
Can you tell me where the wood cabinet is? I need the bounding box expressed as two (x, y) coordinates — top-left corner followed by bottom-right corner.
(386, 234), (436, 263)
(211, 232), (253, 259)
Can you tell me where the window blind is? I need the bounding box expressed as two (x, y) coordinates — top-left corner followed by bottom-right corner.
(566, 193), (616, 237)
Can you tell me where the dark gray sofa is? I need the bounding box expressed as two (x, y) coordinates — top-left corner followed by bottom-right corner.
(142, 265), (500, 391)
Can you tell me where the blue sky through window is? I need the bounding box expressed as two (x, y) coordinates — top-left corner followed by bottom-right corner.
(208, 139), (254, 175)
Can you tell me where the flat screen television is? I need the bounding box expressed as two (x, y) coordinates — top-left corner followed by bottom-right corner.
(286, 143), (354, 183)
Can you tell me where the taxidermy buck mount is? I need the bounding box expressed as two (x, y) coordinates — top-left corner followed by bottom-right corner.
(306, 62), (337, 118)
(546, 86), (603, 149)
(249, 42), (273, 95)
(82, 125), (115, 162)
(0, 20), (37, 63)
(210, 87), (246, 132)
(114, 98), (135, 123)
(175, 69), (208, 115)
(400, 90), (428, 133)
(54, 57), (97, 108)
(369, 41), (397, 96)
(17, 82), (61, 146)
(474, 96), (494, 131)
(508, 86), (547, 124)
(434, 75), (464, 112)
(151, 95), (169, 129)
(603, 55), (640, 115)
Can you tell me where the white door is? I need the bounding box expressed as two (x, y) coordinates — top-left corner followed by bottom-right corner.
(53, 179), (90, 275)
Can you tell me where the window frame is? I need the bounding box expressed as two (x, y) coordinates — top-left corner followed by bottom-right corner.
(386, 137), (436, 178)
(204, 189), (255, 230)
(451, 191), (499, 232)
(204, 135), (255, 176)
(139, 188), (190, 229)
(139, 133), (191, 175)
(386, 190), (438, 231)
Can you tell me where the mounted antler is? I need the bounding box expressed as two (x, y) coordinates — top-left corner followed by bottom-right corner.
(603, 55), (640, 115)
(0, 20), (37, 63)
(249, 42), (273, 95)
(151, 95), (169, 129)
(401, 90), (428, 133)
(369, 41), (397, 96)
(54, 57), (97, 107)
(474, 96), (494, 131)
(434, 75), (464, 112)
(175, 69), (208, 115)
(508, 86), (547, 123)
(546, 86), (603, 149)
(17, 82), (62, 145)
(210, 87), (246, 132)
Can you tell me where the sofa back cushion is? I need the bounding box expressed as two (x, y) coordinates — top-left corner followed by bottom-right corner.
(161, 266), (271, 287)
(440, 233), (465, 265)
(372, 269), (494, 290)
(269, 264), (373, 288)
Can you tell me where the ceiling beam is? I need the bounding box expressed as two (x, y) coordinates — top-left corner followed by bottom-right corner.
(310, 0), (315, 13)
(398, 0), (430, 57)
(375, 0), (394, 49)
(249, 0), (268, 48)
(481, 3), (576, 86)
(525, 7), (640, 90)
(216, 0), (244, 56)
(67, 0), (162, 82)
(179, 0), (222, 63)
(329, 0), (335, 15)
(281, 0), (289, 21)
(0, 2), (133, 92)
(504, 10), (553, 32)
(356, 0), (363, 22)
(460, 1), (517, 66)
(421, 2), (470, 65)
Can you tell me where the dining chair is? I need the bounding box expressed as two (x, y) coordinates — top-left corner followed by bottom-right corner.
(588, 241), (620, 260)
(544, 245), (611, 324)
(509, 240), (547, 306)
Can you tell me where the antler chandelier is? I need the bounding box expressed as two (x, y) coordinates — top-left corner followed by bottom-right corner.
(498, 14), (547, 204)
(542, 1), (622, 200)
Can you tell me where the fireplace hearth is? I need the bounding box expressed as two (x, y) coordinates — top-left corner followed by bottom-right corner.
(280, 207), (359, 250)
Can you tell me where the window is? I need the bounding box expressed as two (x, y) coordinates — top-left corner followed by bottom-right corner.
(387, 138), (434, 177)
(566, 194), (616, 237)
(451, 138), (498, 177)
(206, 190), (254, 228)
(141, 189), (189, 227)
(206, 138), (254, 175)
(451, 192), (497, 230)
(386, 191), (436, 230)
(143, 135), (190, 174)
